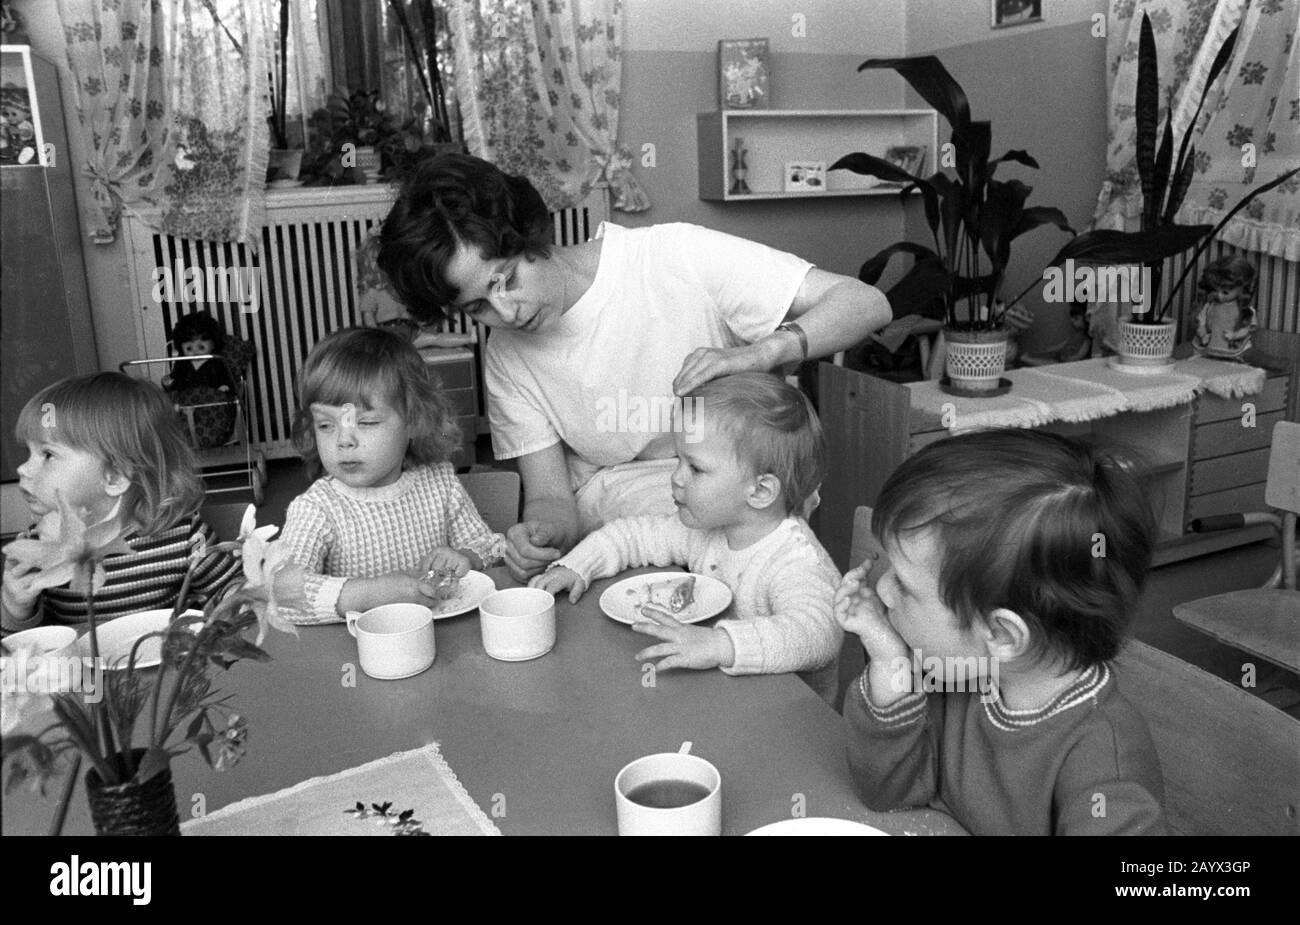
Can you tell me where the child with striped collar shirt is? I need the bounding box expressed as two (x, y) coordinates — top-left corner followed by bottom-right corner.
(2, 373), (239, 631)
(836, 429), (1166, 835)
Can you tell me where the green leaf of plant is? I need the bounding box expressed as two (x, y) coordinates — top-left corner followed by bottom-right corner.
(135, 747), (171, 785)
(1167, 24), (1239, 222)
(858, 56), (971, 132)
(1134, 12), (1161, 225)
(1043, 224), (1211, 268)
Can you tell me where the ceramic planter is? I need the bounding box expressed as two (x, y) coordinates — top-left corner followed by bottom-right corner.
(267, 147), (303, 181)
(944, 326), (1009, 393)
(1115, 320), (1176, 371)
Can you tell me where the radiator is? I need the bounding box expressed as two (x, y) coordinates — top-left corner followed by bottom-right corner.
(125, 185), (610, 459)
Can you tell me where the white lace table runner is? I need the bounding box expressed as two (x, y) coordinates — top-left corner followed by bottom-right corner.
(181, 743), (501, 836)
(911, 357), (1266, 433)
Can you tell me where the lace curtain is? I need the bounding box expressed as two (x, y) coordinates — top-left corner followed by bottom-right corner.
(1093, 0), (1300, 259)
(447, 0), (648, 212)
(57, 0), (269, 246)
(56, 0), (171, 242)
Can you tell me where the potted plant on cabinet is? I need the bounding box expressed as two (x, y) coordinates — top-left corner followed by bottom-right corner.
(832, 55), (1076, 394)
(267, 0), (303, 183)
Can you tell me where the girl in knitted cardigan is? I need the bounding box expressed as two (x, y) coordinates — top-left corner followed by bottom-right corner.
(279, 328), (504, 624)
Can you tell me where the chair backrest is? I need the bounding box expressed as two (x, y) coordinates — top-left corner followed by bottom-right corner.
(837, 506), (894, 711)
(1265, 420), (1300, 515)
(1113, 640), (1300, 835)
(458, 470), (521, 535)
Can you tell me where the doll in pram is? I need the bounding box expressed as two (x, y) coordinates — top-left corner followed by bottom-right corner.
(121, 311), (265, 505)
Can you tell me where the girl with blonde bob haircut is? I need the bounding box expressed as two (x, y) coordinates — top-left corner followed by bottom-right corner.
(3, 373), (239, 629)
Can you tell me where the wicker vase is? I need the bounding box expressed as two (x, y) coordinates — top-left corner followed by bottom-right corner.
(85, 750), (181, 837)
(1116, 320), (1176, 371)
(944, 326), (1009, 393)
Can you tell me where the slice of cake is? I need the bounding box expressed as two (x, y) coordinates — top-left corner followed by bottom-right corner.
(628, 575), (697, 619)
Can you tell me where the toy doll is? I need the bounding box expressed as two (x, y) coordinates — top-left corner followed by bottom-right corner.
(163, 311), (235, 393)
(1191, 256), (1257, 360)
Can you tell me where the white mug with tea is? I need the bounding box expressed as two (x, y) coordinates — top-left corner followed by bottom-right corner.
(614, 742), (721, 836)
(344, 603), (436, 680)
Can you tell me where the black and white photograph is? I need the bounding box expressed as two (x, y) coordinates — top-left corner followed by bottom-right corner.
(0, 0), (1295, 880)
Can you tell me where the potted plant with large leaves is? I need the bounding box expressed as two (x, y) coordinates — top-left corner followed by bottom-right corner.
(1013, 13), (1298, 371)
(831, 55), (1077, 394)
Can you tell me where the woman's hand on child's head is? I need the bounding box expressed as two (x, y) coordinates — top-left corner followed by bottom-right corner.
(529, 566), (586, 603)
(672, 344), (761, 397)
(422, 547), (471, 579)
(631, 606), (734, 671)
(835, 561), (909, 660)
(505, 521), (563, 582)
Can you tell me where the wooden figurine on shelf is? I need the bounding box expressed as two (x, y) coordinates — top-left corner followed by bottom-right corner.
(729, 136), (751, 195)
(1191, 256), (1257, 360)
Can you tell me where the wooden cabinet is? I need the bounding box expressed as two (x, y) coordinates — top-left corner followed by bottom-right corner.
(816, 329), (1300, 571)
(697, 109), (938, 201)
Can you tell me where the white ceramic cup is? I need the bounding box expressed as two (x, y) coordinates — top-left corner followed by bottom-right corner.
(344, 604), (436, 680)
(3, 625), (78, 658)
(478, 587), (556, 661)
(614, 745), (722, 836)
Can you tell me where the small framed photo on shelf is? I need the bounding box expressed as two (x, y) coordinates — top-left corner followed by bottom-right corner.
(991, 0), (1043, 29)
(719, 38), (770, 109)
(784, 161), (826, 193)
(885, 145), (926, 178)
(0, 45), (48, 167)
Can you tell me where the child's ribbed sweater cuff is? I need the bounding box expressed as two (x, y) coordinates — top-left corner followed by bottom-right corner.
(717, 619), (764, 675)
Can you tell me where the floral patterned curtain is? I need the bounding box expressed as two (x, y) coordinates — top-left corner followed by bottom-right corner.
(57, 0), (172, 242)
(58, 0), (268, 246)
(1178, 0), (1300, 259)
(448, 0), (648, 212)
(160, 0), (268, 245)
(1093, 0), (1300, 260)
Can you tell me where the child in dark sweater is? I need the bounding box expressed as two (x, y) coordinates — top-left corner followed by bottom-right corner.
(836, 429), (1165, 835)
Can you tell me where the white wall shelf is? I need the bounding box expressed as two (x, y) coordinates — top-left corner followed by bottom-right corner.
(697, 109), (939, 202)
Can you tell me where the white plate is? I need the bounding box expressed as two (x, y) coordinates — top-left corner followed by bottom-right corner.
(746, 817), (889, 836)
(76, 608), (203, 670)
(429, 570), (496, 620)
(599, 572), (732, 626)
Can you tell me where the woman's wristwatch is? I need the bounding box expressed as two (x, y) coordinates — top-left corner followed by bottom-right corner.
(775, 321), (809, 363)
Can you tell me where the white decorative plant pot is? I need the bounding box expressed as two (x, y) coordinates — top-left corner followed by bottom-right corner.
(1116, 321), (1176, 368)
(268, 148), (302, 181)
(944, 327), (1008, 392)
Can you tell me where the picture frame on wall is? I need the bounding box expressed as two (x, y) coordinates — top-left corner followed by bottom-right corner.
(784, 161), (826, 193)
(719, 38), (770, 110)
(991, 0), (1043, 29)
(0, 45), (47, 167)
(885, 145), (926, 179)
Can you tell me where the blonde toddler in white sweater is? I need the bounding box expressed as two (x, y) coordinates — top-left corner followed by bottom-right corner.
(531, 372), (841, 702)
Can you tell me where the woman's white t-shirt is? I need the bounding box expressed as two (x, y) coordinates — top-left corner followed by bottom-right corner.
(484, 222), (813, 491)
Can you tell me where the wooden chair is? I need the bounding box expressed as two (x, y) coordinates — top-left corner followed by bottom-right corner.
(1173, 420), (1300, 674)
(835, 506), (893, 711)
(1113, 640), (1300, 835)
(458, 469), (522, 535)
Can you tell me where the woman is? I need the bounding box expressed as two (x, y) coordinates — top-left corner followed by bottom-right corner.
(378, 155), (891, 580)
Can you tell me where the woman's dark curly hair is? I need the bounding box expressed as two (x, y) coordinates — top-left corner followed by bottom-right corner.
(376, 154), (551, 323)
(170, 311), (226, 354)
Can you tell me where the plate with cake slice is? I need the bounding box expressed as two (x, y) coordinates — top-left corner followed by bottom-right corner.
(425, 569), (497, 619)
(598, 572), (732, 626)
